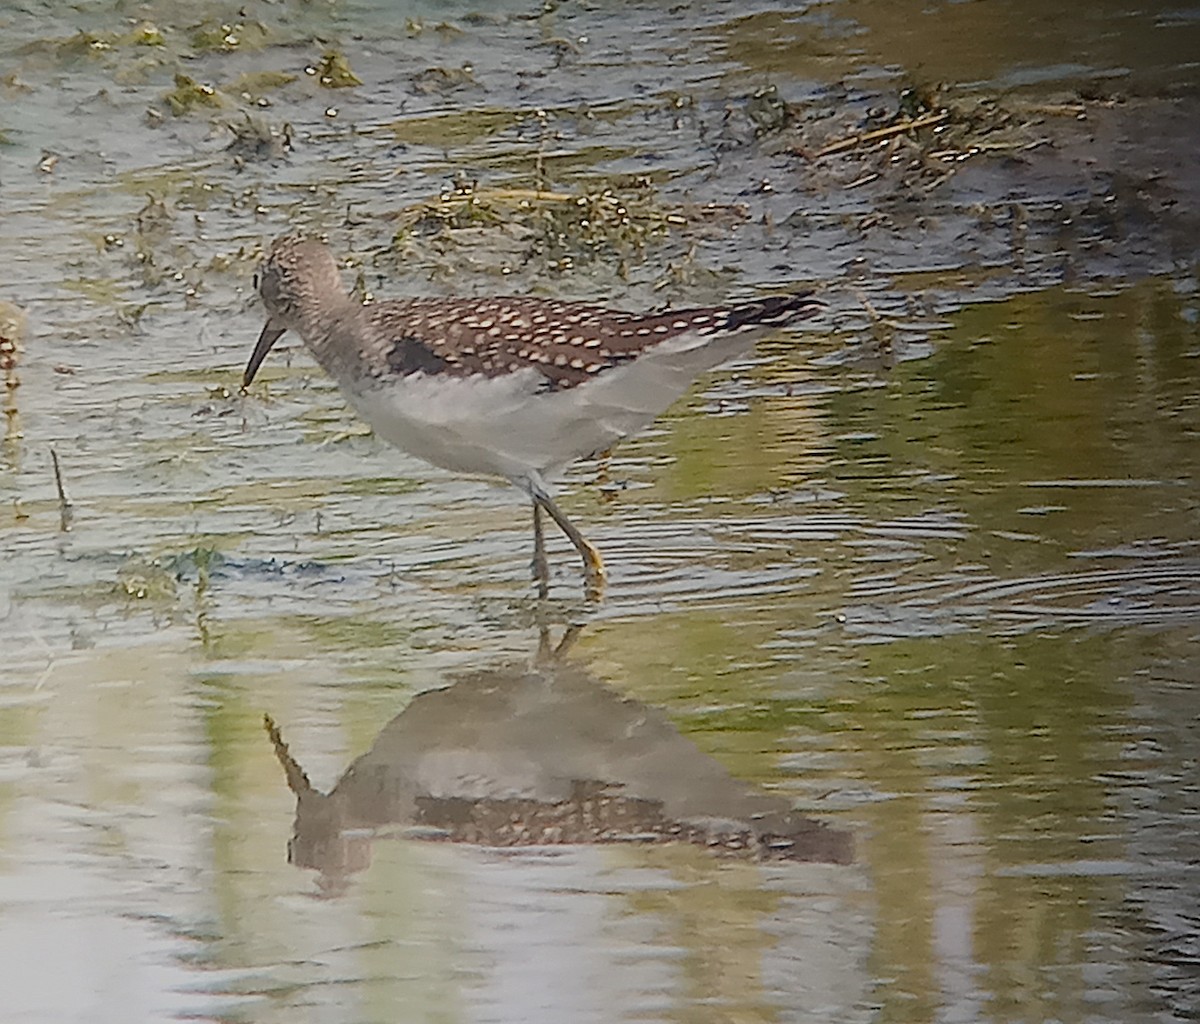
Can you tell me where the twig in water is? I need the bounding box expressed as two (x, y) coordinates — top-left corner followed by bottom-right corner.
(804, 111), (952, 159)
(850, 287), (897, 369)
(50, 448), (73, 531)
(30, 626), (55, 691)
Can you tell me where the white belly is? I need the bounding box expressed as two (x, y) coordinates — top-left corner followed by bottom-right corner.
(343, 328), (759, 485)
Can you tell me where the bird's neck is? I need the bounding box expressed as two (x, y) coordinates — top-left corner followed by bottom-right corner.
(298, 295), (369, 381)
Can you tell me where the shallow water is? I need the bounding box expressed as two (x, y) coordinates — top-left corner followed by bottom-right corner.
(2, 2), (1199, 1022)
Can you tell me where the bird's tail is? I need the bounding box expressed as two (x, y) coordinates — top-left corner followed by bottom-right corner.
(722, 293), (824, 332)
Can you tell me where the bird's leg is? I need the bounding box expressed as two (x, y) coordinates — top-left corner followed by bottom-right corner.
(534, 490), (605, 597)
(521, 472), (605, 599)
(531, 501), (550, 599)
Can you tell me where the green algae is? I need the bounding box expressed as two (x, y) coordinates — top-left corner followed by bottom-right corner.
(190, 19), (270, 53)
(17, 29), (118, 60)
(376, 107), (521, 147)
(389, 179), (743, 278)
(17, 21), (169, 62)
(409, 65), (478, 95)
(309, 49), (363, 89)
(744, 84), (791, 135)
(404, 18), (466, 39)
(129, 21), (166, 47)
(60, 277), (126, 306)
(163, 72), (227, 116)
(227, 69), (297, 100)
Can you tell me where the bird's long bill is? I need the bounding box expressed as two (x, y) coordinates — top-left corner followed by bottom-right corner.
(243, 318), (287, 388)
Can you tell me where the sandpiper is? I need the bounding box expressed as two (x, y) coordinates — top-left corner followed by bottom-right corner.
(243, 235), (823, 593)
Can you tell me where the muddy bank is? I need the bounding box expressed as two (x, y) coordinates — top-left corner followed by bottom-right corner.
(1, 0), (1197, 640)
(0, 2), (1195, 358)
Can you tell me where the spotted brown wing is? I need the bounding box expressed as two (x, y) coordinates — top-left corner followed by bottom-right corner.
(362, 294), (821, 391)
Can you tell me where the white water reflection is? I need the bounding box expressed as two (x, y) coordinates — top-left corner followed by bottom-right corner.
(267, 637), (851, 885)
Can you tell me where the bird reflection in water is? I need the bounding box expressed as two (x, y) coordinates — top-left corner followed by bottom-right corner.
(265, 627), (852, 893)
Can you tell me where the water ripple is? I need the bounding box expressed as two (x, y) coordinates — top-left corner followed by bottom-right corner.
(842, 558), (1200, 638)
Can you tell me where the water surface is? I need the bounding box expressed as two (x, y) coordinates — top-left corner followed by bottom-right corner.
(1, 1), (1198, 1022)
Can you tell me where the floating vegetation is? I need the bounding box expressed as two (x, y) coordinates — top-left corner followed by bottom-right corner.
(162, 72), (227, 116)
(404, 18), (466, 39)
(18, 29), (116, 60)
(745, 84), (790, 135)
(227, 69), (297, 102)
(117, 563), (178, 602)
(803, 83), (952, 159)
(376, 106), (520, 147)
(1, 72), (32, 94)
(116, 545), (227, 604)
(792, 83), (1066, 193)
(160, 545), (226, 585)
(389, 179), (747, 278)
(190, 18), (269, 53)
(60, 276), (125, 306)
(809, 110), (951, 159)
(409, 65), (477, 95)
(308, 50), (362, 89)
(18, 22), (167, 62)
(129, 21), (165, 47)
(226, 114), (293, 163)
(395, 181), (663, 253)
(135, 194), (173, 241)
